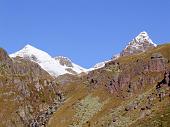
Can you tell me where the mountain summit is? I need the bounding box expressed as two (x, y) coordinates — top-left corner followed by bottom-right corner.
(120, 31), (157, 56)
(10, 44), (87, 76)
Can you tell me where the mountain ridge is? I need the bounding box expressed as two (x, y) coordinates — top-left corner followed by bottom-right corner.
(9, 31), (158, 77)
(10, 44), (87, 77)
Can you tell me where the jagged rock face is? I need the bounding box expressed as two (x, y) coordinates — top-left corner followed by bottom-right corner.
(148, 53), (168, 72)
(0, 48), (65, 127)
(87, 50), (168, 95)
(106, 53), (167, 94)
(54, 56), (73, 67)
(120, 32), (157, 57)
(157, 71), (170, 87)
(0, 48), (11, 62)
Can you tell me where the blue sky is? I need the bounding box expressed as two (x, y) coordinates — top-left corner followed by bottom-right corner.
(0, 0), (170, 68)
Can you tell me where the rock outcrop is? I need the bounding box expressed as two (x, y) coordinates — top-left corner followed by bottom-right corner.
(0, 48), (11, 62)
(105, 52), (168, 94)
(54, 56), (73, 67)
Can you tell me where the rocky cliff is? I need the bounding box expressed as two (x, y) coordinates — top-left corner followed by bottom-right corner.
(0, 48), (65, 126)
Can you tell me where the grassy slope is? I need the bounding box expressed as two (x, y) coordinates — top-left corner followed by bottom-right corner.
(130, 97), (170, 127)
(48, 43), (170, 127)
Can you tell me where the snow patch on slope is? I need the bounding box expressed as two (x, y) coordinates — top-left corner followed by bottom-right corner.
(88, 60), (111, 71)
(87, 54), (120, 71)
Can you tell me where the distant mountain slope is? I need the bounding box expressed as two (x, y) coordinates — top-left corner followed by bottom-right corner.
(10, 44), (87, 77)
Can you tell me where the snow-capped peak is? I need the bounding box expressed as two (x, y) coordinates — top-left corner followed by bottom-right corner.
(120, 31), (157, 56)
(10, 44), (87, 77)
(25, 44), (35, 48)
(134, 31), (157, 47)
(10, 44), (53, 63)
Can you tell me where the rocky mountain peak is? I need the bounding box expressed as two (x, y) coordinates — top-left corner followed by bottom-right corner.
(120, 31), (157, 56)
(54, 56), (73, 67)
(134, 31), (156, 46)
(0, 48), (10, 62)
